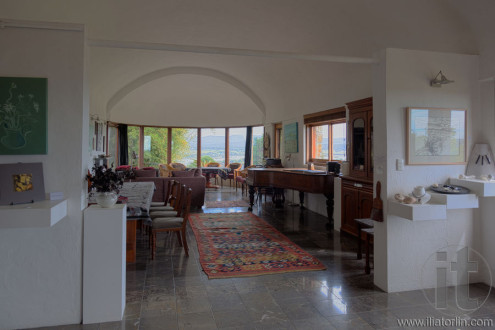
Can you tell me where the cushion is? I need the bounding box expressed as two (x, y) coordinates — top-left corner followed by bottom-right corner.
(193, 168), (202, 176)
(150, 205), (174, 211)
(172, 170), (194, 177)
(151, 201), (165, 207)
(150, 210), (178, 219)
(134, 169), (157, 177)
(142, 167), (156, 170)
(115, 165), (131, 171)
(152, 217), (184, 229)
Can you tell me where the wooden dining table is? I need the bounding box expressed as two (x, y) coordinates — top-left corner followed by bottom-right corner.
(200, 167), (231, 189)
(118, 181), (155, 262)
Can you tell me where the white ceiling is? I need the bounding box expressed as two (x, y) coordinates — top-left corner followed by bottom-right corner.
(2, 0), (493, 126)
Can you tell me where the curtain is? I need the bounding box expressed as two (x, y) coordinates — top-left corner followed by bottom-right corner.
(244, 126), (252, 168)
(118, 124), (128, 166)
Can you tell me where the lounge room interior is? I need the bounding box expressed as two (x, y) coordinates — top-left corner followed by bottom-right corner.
(1, 0), (495, 329)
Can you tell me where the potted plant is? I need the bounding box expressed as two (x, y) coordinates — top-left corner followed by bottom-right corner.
(87, 166), (124, 207)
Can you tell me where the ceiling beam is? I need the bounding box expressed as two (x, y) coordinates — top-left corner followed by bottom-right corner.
(88, 39), (376, 64)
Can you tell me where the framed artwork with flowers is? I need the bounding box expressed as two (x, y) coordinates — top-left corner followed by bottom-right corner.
(0, 77), (47, 155)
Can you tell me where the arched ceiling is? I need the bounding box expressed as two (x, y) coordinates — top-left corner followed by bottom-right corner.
(2, 0), (492, 126)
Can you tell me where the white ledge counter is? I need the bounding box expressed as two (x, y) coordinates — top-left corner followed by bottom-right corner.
(450, 178), (495, 197)
(0, 199), (68, 228)
(388, 199), (447, 221)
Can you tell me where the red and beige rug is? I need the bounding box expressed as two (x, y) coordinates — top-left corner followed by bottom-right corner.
(204, 200), (250, 208)
(188, 212), (326, 279)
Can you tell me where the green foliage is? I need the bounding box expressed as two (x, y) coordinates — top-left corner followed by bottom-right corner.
(252, 136), (264, 165)
(128, 127), (197, 167)
(143, 127), (167, 167)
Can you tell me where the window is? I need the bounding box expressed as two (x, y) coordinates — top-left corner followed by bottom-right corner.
(143, 127), (168, 167)
(201, 128), (225, 166)
(251, 126), (264, 165)
(229, 127), (246, 165)
(172, 128), (197, 167)
(127, 126), (140, 167)
(107, 125), (118, 169)
(274, 123), (282, 159)
(304, 107), (346, 164)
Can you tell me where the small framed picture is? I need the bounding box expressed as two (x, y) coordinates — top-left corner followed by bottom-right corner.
(0, 162), (45, 205)
(406, 107), (466, 165)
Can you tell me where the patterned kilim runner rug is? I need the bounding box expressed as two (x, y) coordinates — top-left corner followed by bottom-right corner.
(204, 200), (250, 208)
(189, 212), (326, 279)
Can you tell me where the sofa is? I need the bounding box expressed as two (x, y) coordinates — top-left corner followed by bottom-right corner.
(134, 176), (206, 209)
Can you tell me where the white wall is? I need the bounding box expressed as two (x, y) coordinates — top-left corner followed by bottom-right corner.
(0, 23), (88, 328)
(478, 80), (495, 284)
(374, 48), (479, 292)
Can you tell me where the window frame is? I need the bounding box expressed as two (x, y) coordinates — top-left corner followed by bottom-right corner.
(306, 118), (346, 165)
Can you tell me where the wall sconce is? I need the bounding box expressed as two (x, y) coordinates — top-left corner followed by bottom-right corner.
(430, 70), (454, 87)
(465, 143), (495, 178)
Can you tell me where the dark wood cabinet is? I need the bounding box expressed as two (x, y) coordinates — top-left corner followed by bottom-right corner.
(341, 177), (373, 236)
(341, 97), (373, 237)
(347, 97), (373, 179)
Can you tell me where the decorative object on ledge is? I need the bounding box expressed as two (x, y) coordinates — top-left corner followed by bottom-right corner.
(430, 184), (470, 194)
(406, 107), (466, 165)
(0, 77), (48, 154)
(430, 70), (454, 87)
(0, 162), (45, 205)
(465, 143), (495, 179)
(87, 166), (123, 208)
(411, 186), (431, 204)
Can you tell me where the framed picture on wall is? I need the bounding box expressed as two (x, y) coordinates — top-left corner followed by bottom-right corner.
(284, 122), (298, 153)
(0, 162), (45, 205)
(406, 107), (466, 165)
(0, 77), (48, 155)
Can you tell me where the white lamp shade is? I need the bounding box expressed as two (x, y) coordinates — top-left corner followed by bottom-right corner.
(466, 143), (495, 177)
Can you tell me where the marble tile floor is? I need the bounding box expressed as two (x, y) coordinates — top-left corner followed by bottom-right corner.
(34, 187), (495, 330)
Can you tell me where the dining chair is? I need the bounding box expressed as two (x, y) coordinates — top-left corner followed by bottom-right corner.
(225, 162), (242, 187)
(150, 180), (180, 212)
(149, 182), (183, 218)
(151, 187), (192, 259)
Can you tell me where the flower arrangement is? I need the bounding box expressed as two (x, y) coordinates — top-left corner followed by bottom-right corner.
(87, 166), (124, 193)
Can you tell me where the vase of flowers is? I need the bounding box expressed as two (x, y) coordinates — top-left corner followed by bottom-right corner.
(87, 166), (123, 208)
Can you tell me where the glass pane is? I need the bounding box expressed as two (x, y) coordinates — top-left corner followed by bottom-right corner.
(229, 127), (246, 166)
(312, 125), (329, 159)
(107, 126), (118, 168)
(172, 128), (197, 167)
(201, 128), (225, 166)
(252, 126), (264, 165)
(331, 122), (346, 161)
(352, 118), (365, 170)
(127, 126), (140, 167)
(143, 127), (168, 167)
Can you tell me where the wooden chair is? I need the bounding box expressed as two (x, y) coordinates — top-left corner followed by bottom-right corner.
(235, 165), (255, 195)
(149, 181), (183, 218)
(151, 187), (192, 259)
(150, 180), (179, 212)
(225, 163), (242, 187)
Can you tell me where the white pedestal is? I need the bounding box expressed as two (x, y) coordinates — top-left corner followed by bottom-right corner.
(83, 204), (126, 324)
(0, 199), (67, 228)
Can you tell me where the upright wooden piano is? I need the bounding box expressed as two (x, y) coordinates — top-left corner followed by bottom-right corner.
(246, 168), (336, 229)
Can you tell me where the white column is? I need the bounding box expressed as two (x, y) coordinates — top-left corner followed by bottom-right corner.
(83, 204), (127, 324)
